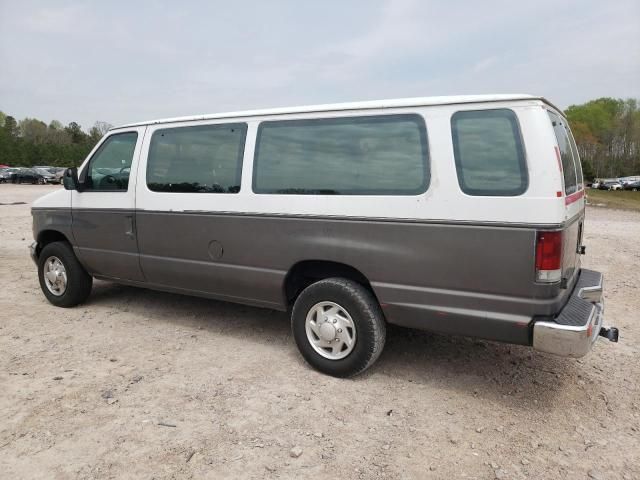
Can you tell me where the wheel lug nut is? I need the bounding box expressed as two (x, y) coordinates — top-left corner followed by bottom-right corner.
(338, 328), (342, 333)
(332, 319), (337, 324)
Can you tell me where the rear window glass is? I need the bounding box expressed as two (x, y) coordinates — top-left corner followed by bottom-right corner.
(451, 109), (527, 196)
(147, 123), (247, 193)
(253, 114), (429, 195)
(566, 126), (584, 190)
(547, 111), (582, 194)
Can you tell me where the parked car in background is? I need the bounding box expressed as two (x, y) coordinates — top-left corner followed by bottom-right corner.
(16, 168), (56, 184)
(34, 166), (66, 182)
(1, 167), (23, 183)
(598, 181), (623, 191)
(51, 167), (67, 182)
(619, 176), (640, 186)
(37, 168), (61, 184)
(36, 168), (61, 184)
(623, 181), (640, 191)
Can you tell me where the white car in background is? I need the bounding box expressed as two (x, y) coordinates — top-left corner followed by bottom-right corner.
(599, 181), (623, 191)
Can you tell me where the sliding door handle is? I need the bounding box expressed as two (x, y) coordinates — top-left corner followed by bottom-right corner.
(124, 215), (135, 239)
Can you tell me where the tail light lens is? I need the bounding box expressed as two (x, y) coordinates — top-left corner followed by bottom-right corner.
(535, 231), (563, 283)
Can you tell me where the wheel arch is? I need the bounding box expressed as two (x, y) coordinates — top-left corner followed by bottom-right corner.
(283, 259), (377, 306)
(35, 229), (71, 258)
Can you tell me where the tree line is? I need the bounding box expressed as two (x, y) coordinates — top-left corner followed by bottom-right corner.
(565, 98), (640, 180)
(0, 110), (112, 167)
(1, 97), (639, 178)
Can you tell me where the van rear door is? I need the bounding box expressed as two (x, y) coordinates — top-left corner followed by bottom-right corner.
(547, 110), (585, 283)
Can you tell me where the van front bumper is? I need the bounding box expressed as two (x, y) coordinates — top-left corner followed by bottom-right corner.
(533, 269), (618, 357)
(29, 241), (39, 265)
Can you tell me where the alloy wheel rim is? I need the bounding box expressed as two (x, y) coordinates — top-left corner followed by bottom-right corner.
(305, 301), (357, 360)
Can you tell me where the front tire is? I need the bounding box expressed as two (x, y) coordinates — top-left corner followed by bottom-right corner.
(38, 241), (93, 307)
(291, 278), (386, 377)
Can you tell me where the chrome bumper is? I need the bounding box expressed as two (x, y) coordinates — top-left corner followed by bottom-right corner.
(29, 241), (39, 265)
(533, 269), (617, 357)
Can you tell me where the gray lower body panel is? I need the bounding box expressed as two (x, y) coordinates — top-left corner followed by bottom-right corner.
(71, 209), (145, 282)
(34, 208), (582, 345)
(133, 211), (574, 345)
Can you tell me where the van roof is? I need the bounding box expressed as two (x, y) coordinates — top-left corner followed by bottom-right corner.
(114, 94), (563, 129)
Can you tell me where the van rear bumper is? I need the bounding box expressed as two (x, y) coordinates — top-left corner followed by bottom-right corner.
(533, 269), (617, 357)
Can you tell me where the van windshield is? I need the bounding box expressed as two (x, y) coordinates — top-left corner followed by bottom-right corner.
(547, 111), (583, 195)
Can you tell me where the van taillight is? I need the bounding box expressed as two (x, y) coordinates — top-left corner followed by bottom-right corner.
(535, 231), (563, 283)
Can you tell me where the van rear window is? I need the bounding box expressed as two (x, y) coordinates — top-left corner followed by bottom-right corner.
(547, 111), (582, 194)
(451, 109), (527, 196)
(253, 114), (429, 195)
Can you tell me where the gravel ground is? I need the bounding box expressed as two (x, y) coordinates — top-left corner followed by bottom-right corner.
(1, 184), (638, 480)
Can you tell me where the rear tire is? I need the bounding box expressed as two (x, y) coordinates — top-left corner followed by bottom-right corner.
(38, 241), (93, 307)
(291, 278), (386, 377)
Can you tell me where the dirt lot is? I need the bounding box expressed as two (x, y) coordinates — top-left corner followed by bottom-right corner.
(0, 184), (638, 480)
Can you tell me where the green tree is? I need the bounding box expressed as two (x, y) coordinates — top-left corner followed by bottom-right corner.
(49, 120), (64, 131)
(3, 116), (20, 138)
(566, 97), (640, 179)
(65, 122), (86, 144)
(20, 118), (49, 144)
(88, 121), (113, 144)
(0, 113), (100, 167)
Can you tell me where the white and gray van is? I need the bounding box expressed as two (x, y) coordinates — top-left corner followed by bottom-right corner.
(30, 95), (618, 377)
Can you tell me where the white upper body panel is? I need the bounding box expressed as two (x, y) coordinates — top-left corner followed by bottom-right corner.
(37, 95), (582, 226)
(32, 187), (70, 209)
(115, 94), (563, 129)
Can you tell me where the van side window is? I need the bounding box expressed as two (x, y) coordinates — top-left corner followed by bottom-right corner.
(147, 123), (247, 193)
(567, 131), (584, 190)
(253, 114), (429, 195)
(451, 109), (527, 196)
(84, 132), (138, 191)
(547, 111), (581, 194)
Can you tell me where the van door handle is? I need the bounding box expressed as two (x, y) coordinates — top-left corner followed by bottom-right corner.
(124, 215), (135, 239)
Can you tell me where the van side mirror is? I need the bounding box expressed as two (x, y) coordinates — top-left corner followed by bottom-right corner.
(63, 167), (82, 191)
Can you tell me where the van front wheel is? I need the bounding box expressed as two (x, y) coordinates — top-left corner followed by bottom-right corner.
(38, 241), (93, 308)
(291, 278), (386, 377)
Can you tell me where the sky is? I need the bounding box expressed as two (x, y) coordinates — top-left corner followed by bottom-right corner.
(1, 0), (639, 129)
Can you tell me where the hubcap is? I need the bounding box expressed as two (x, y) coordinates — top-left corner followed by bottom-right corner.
(43, 256), (67, 296)
(305, 301), (356, 360)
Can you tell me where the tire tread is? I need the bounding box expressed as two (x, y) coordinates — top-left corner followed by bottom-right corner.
(38, 241), (92, 308)
(291, 277), (386, 377)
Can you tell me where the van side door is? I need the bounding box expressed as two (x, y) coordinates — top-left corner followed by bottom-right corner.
(71, 127), (146, 282)
(134, 121), (254, 298)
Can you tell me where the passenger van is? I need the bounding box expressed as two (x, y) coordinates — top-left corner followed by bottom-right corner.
(30, 95), (618, 377)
